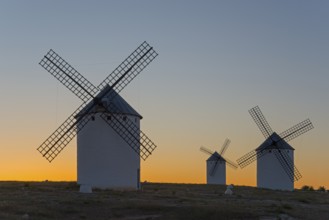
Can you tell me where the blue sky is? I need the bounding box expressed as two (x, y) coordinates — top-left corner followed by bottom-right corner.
(0, 0), (328, 187)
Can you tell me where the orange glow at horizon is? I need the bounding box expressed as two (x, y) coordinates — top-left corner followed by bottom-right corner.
(0, 115), (327, 190)
(0, 143), (327, 190)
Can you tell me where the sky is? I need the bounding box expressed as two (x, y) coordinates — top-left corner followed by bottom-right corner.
(0, 0), (328, 189)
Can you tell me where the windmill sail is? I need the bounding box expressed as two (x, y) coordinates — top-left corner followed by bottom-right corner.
(237, 106), (313, 183)
(37, 42), (158, 162)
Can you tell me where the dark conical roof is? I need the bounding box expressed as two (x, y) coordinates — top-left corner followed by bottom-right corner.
(256, 132), (294, 151)
(207, 151), (226, 162)
(77, 86), (142, 118)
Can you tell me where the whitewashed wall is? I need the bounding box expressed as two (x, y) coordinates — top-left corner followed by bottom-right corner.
(206, 160), (226, 185)
(77, 113), (140, 189)
(257, 149), (294, 191)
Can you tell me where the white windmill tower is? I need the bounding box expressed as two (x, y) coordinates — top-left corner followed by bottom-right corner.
(237, 106), (314, 191)
(37, 42), (158, 190)
(76, 90), (143, 189)
(200, 139), (238, 185)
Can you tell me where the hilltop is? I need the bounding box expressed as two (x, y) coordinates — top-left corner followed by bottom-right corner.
(0, 181), (328, 219)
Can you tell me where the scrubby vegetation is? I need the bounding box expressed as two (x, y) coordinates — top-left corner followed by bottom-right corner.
(301, 185), (314, 191)
(317, 186), (326, 192)
(301, 185), (327, 192)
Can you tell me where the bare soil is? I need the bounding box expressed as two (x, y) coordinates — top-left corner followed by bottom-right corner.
(0, 181), (328, 219)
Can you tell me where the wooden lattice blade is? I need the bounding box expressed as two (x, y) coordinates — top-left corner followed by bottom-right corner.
(249, 106), (273, 138)
(39, 49), (99, 103)
(99, 101), (157, 161)
(200, 146), (214, 156)
(209, 160), (220, 176)
(223, 156), (238, 169)
(98, 41), (158, 92)
(219, 138), (231, 155)
(237, 148), (269, 168)
(273, 150), (302, 182)
(37, 103), (91, 162)
(280, 119), (314, 142)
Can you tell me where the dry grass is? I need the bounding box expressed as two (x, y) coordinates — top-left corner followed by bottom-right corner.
(0, 181), (328, 219)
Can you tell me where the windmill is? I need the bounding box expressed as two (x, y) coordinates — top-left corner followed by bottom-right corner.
(237, 106), (314, 191)
(200, 139), (238, 185)
(37, 42), (158, 190)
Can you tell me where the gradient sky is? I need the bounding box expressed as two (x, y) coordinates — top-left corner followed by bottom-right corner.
(0, 0), (328, 189)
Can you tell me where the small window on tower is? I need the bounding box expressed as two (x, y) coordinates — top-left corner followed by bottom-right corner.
(107, 115), (111, 120)
(123, 116), (127, 121)
(91, 116), (95, 121)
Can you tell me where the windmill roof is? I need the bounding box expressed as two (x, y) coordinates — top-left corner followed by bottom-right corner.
(207, 152), (226, 162)
(256, 132), (294, 151)
(77, 86), (142, 119)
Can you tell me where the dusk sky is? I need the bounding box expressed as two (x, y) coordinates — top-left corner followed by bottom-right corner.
(0, 0), (328, 189)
